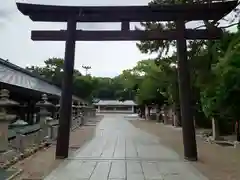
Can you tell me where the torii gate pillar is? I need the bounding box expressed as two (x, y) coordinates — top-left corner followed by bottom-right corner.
(56, 17), (77, 158)
(176, 19), (197, 161)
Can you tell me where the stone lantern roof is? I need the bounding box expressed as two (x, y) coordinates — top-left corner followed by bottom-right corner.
(0, 89), (19, 108)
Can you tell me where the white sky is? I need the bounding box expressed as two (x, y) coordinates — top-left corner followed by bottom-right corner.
(0, 0), (238, 77)
(0, 0), (154, 77)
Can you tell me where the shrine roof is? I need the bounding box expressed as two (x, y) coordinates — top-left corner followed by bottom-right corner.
(94, 100), (137, 106)
(0, 58), (82, 101)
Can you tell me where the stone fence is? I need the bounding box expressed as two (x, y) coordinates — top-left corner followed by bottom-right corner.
(144, 105), (180, 127)
(0, 89), (96, 166)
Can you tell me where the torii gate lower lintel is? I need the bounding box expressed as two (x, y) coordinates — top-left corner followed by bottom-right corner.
(16, 1), (238, 161)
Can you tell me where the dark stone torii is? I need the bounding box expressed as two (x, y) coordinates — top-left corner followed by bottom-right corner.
(16, 1), (237, 161)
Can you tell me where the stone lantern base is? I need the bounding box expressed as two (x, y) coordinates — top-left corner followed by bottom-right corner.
(0, 149), (18, 164)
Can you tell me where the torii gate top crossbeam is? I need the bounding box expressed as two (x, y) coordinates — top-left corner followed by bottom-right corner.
(16, 1), (237, 22)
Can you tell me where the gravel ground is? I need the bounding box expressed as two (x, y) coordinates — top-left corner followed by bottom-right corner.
(130, 120), (240, 180)
(12, 125), (97, 180)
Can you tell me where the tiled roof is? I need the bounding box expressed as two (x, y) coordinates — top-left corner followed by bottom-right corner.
(0, 58), (82, 101)
(93, 100), (137, 106)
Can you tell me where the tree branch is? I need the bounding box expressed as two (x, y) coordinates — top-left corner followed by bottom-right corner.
(193, 22), (239, 30)
(219, 22), (239, 29)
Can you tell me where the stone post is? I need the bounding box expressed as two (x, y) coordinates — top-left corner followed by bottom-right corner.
(71, 102), (77, 128)
(87, 107), (90, 117)
(89, 106), (92, 117)
(56, 99), (60, 120)
(145, 105), (149, 120)
(156, 105), (161, 122)
(173, 113), (177, 127)
(0, 89), (19, 152)
(212, 117), (220, 140)
(45, 116), (53, 139)
(92, 107), (96, 117)
(170, 108), (174, 126)
(82, 104), (87, 125)
(36, 94), (55, 140)
(19, 103), (27, 121)
(89, 107), (92, 117)
(77, 102), (81, 117)
(162, 106), (168, 124)
(33, 113), (37, 124)
(77, 102), (83, 126)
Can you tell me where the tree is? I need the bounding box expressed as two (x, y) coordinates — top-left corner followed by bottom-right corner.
(73, 75), (94, 100)
(201, 30), (240, 139)
(26, 58), (82, 87)
(26, 58), (98, 100)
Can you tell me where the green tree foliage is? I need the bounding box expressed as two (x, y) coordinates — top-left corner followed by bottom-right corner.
(26, 59), (134, 101)
(26, 58), (94, 100)
(135, 0), (240, 133)
(26, 58), (81, 87)
(201, 31), (240, 120)
(73, 75), (94, 101)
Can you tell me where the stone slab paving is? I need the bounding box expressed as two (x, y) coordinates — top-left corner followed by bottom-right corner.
(44, 114), (208, 180)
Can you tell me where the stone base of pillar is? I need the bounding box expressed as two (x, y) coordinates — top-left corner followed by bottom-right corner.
(173, 114), (180, 127)
(52, 126), (59, 140)
(234, 141), (240, 148)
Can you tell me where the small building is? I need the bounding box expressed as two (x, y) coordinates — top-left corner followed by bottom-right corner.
(93, 100), (137, 113)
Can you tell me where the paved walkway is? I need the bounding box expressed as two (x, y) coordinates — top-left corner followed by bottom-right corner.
(44, 114), (207, 180)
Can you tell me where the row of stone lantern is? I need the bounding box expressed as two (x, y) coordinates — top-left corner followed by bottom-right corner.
(55, 100), (87, 122)
(0, 88), (96, 153)
(0, 90), (51, 152)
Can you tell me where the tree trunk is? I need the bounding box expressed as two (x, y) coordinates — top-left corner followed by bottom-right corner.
(212, 118), (220, 140)
(156, 105), (161, 122)
(139, 105), (145, 118)
(174, 68), (182, 126)
(147, 106), (151, 120)
(236, 120), (240, 141)
(170, 108), (175, 126)
(163, 106), (168, 124)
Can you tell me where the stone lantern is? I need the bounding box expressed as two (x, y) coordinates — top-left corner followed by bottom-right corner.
(0, 89), (19, 152)
(36, 94), (55, 138)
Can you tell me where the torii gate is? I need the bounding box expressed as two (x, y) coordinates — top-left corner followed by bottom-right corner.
(16, 1), (237, 161)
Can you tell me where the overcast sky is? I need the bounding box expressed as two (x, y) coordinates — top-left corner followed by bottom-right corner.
(0, 0), (238, 77)
(0, 0), (155, 77)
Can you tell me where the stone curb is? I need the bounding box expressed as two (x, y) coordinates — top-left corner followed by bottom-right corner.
(6, 168), (23, 180)
(1, 142), (50, 170)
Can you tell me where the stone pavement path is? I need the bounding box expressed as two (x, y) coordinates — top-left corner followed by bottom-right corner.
(44, 114), (207, 180)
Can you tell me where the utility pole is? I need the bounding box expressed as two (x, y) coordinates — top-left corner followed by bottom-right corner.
(82, 65), (91, 75)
